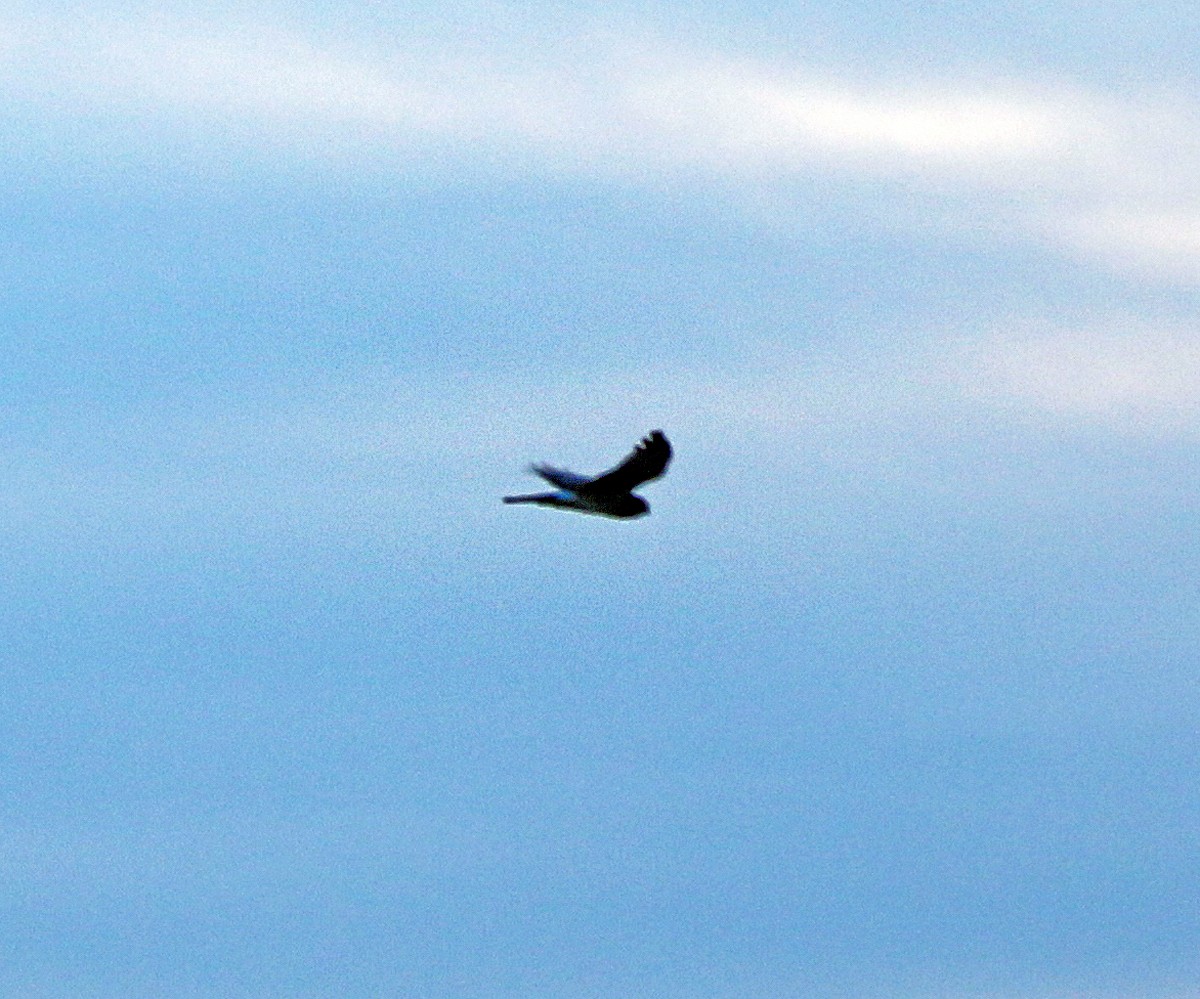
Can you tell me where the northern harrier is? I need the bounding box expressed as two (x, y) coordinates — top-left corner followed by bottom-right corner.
(503, 430), (672, 519)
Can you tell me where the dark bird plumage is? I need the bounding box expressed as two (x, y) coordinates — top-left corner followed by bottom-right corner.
(503, 430), (672, 518)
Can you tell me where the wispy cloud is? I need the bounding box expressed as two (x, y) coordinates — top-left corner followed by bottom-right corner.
(1057, 211), (1200, 281)
(622, 63), (1070, 172)
(942, 322), (1200, 428)
(4, 9), (1199, 278)
(0, 14), (1068, 167)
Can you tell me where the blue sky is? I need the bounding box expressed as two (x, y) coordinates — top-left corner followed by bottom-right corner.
(2, 2), (1199, 997)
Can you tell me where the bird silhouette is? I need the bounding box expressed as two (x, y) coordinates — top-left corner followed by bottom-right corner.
(504, 430), (672, 518)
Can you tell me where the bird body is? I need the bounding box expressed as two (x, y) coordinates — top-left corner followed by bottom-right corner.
(504, 430), (672, 519)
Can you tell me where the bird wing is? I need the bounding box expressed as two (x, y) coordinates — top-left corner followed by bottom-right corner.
(531, 464), (593, 490)
(580, 430), (672, 494)
(503, 490), (582, 509)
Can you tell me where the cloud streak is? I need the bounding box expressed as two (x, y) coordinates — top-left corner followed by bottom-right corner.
(0, 14), (1072, 167)
(945, 324), (1200, 426)
(4, 10), (1200, 279)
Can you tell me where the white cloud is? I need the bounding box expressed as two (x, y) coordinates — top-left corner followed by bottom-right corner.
(624, 64), (1070, 171)
(4, 12), (1200, 450)
(0, 14), (1069, 169)
(1056, 211), (1200, 281)
(942, 324), (1200, 428)
(6, 10), (1200, 279)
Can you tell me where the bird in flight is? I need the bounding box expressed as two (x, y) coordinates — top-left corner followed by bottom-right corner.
(504, 430), (672, 518)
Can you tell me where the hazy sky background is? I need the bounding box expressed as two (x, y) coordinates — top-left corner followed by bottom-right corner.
(2, 2), (1199, 997)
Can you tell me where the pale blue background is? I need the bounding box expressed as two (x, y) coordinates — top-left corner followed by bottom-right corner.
(2, 3), (1198, 997)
